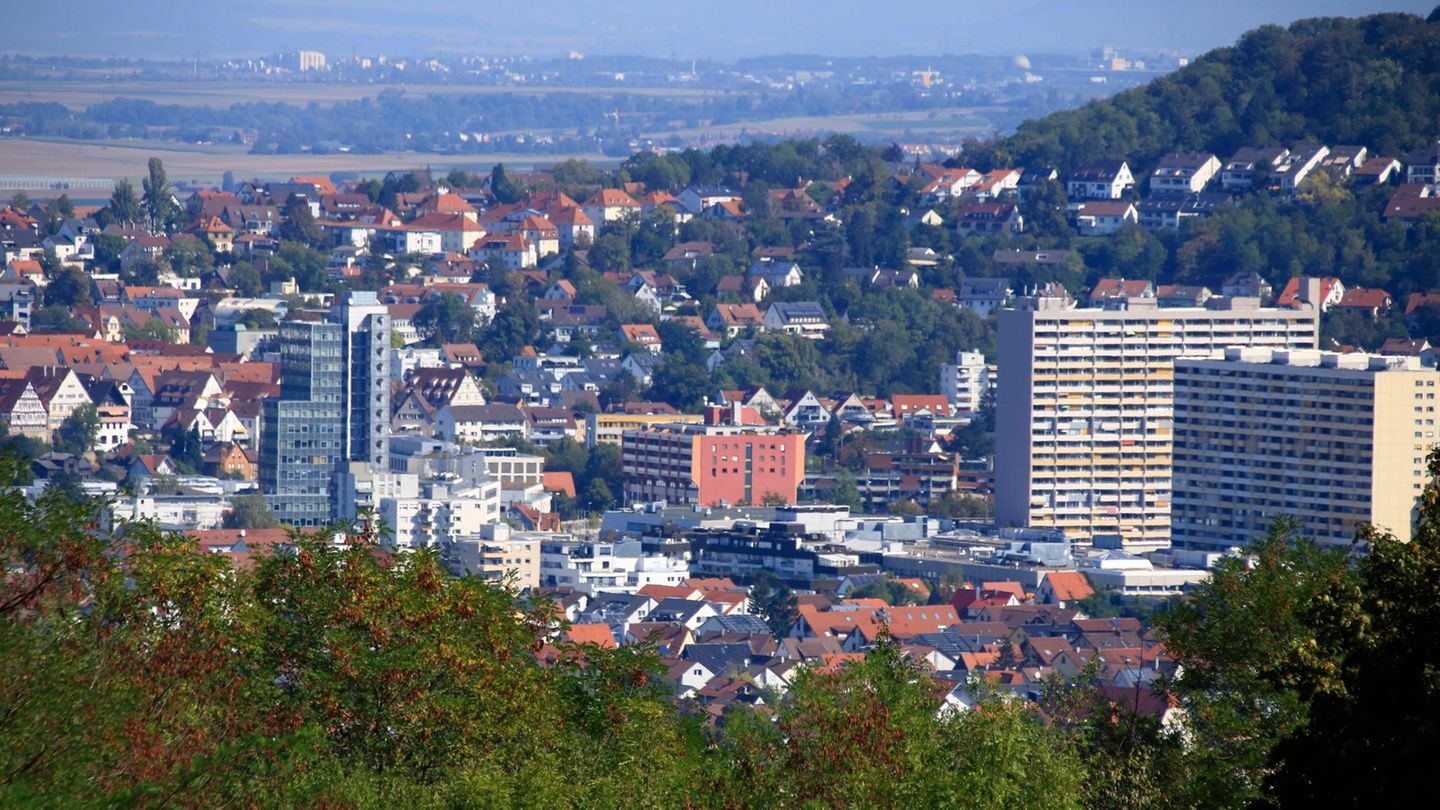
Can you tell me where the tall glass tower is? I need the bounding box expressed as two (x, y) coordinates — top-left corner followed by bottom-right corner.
(261, 293), (391, 527)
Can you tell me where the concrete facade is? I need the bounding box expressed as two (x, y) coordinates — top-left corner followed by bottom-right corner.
(995, 295), (1318, 544)
(1172, 348), (1437, 549)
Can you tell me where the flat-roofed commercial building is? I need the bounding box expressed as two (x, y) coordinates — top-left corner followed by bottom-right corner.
(586, 411), (704, 448)
(1172, 347), (1437, 549)
(995, 294), (1318, 544)
(622, 422), (807, 507)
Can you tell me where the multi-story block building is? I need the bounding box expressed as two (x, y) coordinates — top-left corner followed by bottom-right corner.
(443, 524), (542, 589)
(995, 294), (1318, 544)
(585, 410), (704, 448)
(379, 476), (502, 550)
(940, 350), (991, 415)
(1172, 348), (1437, 549)
(261, 293), (390, 527)
(621, 416), (807, 507)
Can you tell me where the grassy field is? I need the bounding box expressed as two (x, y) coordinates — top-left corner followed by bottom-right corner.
(0, 80), (738, 111)
(0, 137), (616, 191)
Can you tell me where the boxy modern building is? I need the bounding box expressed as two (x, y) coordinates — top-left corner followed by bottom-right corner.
(994, 292), (1318, 545)
(1171, 347), (1437, 549)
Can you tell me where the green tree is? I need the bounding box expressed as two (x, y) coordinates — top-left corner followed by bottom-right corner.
(551, 158), (602, 192)
(413, 292), (478, 345)
(30, 304), (90, 333)
(162, 423), (204, 472)
(108, 177), (142, 224)
(223, 492), (280, 530)
(123, 318), (178, 343)
(238, 308), (278, 329)
(1158, 516), (1360, 807)
(141, 156), (178, 234)
(748, 569), (799, 636)
(163, 236), (213, 278)
(722, 640), (1085, 807)
(280, 193), (324, 247)
(488, 163), (523, 204)
(92, 232), (126, 272)
(582, 478), (614, 513)
(480, 297), (539, 361)
(43, 266), (92, 308)
(648, 358), (709, 411)
(850, 578), (924, 606)
(228, 262), (265, 297)
(53, 404), (98, 456)
(825, 471), (864, 512)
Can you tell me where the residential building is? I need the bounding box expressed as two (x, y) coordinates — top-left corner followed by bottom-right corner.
(581, 188), (641, 224)
(0, 280), (35, 329)
(941, 350), (990, 414)
(1276, 276), (1345, 311)
(995, 293), (1319, 544)
(1149, 152), (1221, 195)
(260, 293), (391, 527)
(585, 410), (704, 448)
(621, 418), (808, 507)
(1353, 156), (1401, 185)
(763, 302), (830, 340)
(436, 403), (528, 445)
(1136, 192), (1232, 230)
(956, 276), (1014, 318)
(1403, 141), (1440, 185)
(1220, 147), (1290, 192)
(379, 476), (503, 550)
(955, 202), (1023, 238)
(1172, 348), (1438, 549)
(443, 523), (542, 589)
(1067, 160), (1134, 200)
(1274, 144), (1330, 193)
(0, 378), (47, 439)
(1073, 201), (1137, 236)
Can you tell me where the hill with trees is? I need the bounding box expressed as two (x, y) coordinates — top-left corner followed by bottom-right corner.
(974, 10), (1440, 177)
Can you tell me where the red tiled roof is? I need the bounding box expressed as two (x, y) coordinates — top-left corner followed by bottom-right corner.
(542, 471), (576, 499)
(562, 623), (617, 648)
(1043, 571), (1094, 602)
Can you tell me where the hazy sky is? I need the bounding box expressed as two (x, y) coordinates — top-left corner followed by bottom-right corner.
(2, 1), (1433, 60)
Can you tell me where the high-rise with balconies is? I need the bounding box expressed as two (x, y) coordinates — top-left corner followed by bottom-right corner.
(1172, 347), (1437, 549)
(994, 293), (1317, 544)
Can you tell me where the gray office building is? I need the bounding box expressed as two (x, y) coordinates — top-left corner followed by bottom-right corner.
(261, 293), (390, 526)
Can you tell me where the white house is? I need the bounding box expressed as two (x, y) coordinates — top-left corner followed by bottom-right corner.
(1067, 160), (1134, 200)
(763, 301), (829, 340)
(1074, 200), (1138, 236)
(436, 403), (528, 445)
(1149, 153), (1221, 195)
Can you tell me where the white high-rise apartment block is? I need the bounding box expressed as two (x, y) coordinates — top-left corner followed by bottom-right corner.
(995, 293), (1318, 544)
(940, 350), (990, 414)
(1172, 348), (1437, 549)
(380, 477), (502, 550)
(296, 50), (327, 72)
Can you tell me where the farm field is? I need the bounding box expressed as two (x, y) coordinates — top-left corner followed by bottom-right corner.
(0, 136), (615, 191)
(0, 80), (738, 111)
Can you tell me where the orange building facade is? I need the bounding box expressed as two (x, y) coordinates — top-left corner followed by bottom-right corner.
(622, 422), (807, 507)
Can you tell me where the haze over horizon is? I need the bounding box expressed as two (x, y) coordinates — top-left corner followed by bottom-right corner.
(1, 1), (1431, 62)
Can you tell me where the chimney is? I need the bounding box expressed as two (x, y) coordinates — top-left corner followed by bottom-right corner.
(1304, 276), (1322, 309)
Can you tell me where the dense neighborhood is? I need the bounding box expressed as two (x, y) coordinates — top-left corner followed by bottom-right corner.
(6, 8), (1440, 807)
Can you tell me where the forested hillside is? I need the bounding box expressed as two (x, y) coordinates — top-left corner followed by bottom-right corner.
(973, 11), (1440, 177)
